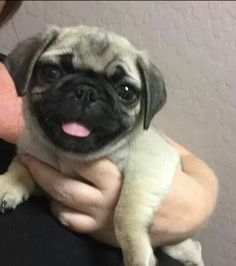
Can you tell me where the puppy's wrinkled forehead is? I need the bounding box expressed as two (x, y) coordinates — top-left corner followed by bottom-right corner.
(41, 26), (141, 86)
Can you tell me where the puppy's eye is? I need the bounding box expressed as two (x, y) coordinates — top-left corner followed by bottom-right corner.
(39, 64), (62, 82)
(116, 85), (137, 103)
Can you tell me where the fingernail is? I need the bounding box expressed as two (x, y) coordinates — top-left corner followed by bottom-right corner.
(58, 214), (69, 227)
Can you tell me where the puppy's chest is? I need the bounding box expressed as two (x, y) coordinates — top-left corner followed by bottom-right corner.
(56, 152), (128, 180)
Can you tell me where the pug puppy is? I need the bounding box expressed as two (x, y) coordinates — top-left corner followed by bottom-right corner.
(0, 26), (204, 266)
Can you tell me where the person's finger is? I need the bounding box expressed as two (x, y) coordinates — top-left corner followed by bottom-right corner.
(51, 200), (98, 233)
(67, 158), (122, 191)
(21, 154), (103, 212)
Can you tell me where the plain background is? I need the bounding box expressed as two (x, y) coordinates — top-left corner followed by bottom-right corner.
(0, 1), (235, 265)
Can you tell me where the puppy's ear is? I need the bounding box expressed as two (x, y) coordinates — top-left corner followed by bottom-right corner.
(4, 28), (58, 96)
(137, 55), (167, 130)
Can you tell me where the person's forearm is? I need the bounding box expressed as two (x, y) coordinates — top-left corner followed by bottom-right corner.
(163, 135), (219, 227)
(181, 153), (219, 224)
(163, 134), (218, 199)
(150, 171), (207, 247)
(150, 153), (219, 247)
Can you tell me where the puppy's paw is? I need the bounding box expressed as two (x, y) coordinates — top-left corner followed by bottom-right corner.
(182, 241), (204, 266)
(0, 175), (30, 213)
(163, 239), (204, 266)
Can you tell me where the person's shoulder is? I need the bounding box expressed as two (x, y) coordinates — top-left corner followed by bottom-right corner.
(0, 59), (15, 89)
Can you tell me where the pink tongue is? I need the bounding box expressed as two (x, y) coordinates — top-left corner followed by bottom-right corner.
(62, 121), (91, 137)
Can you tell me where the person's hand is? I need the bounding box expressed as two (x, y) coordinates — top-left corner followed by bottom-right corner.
(21, 155), (123, 243)
(21, 138), (218, 247)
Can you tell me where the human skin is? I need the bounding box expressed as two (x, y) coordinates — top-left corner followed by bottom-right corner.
(0, 63), (24, 143)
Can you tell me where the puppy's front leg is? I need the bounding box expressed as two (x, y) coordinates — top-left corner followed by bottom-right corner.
(114, 176), (159, 266)
(114, 153), (178, 266)
(0, 157), (35, 212)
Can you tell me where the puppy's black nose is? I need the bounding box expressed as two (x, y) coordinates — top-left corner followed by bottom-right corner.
(75, 84), (98, 104)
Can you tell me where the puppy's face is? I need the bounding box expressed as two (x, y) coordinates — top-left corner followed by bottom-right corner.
(5, 26), (166, 155)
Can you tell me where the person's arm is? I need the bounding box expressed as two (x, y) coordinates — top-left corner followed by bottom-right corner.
(0, 63), (24, 144)
(149, 138), (219, 246)
(20, 139), (218, 247)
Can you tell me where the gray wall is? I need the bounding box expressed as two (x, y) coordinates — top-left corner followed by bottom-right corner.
(1, 1), (235, 265)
